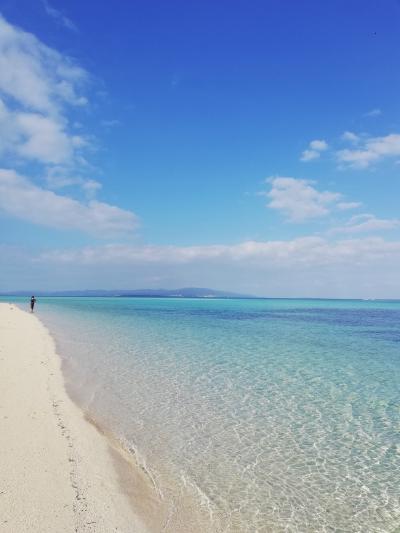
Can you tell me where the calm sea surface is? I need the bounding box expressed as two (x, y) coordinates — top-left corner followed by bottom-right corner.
(6, 297), (400, 532)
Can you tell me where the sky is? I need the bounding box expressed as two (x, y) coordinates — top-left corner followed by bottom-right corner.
(1, 0), (400, 297)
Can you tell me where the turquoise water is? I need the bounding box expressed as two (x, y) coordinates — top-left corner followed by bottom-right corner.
(6, 297), (400, 532)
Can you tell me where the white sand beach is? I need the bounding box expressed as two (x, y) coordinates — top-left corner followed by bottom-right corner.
(0, 303), (162, 532)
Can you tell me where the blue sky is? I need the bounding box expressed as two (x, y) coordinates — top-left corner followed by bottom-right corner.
(1, 1), (400, 296)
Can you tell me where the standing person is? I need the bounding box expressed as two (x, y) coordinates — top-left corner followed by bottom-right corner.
(30, 295), (36, 312)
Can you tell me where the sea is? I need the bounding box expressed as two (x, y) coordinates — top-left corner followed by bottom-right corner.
(5, 297), (400, 532)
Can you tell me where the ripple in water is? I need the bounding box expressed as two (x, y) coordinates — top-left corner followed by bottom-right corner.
(27, 297), (400, 532)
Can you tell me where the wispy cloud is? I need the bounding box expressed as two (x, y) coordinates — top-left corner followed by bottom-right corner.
(42, 0), (78, 32)
(44, 166), (102, 198)
(337, 133), (400, 168)
(37, 237), (400, 267)
(332, 214), (400, 234)
(300, 139), (328, 162)
(264, 177), (345, 222)
(0, 169), (138, 237)
(101, 119), (121, 128)
(364, 108), (382, 118)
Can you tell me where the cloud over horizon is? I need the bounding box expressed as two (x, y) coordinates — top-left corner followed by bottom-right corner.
(0, 12), (399, 299)
(2, 236), (400, 298)
(37, 236), (400, 267)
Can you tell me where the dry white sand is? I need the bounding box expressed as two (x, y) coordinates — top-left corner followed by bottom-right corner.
(0, 303), (164, 532)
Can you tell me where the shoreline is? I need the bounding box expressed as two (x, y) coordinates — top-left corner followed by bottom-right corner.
(0, 303), (167, 532)
(32, 300), (221, 533)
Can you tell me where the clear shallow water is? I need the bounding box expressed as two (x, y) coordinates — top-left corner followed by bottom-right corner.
(6, 297), (400, 532)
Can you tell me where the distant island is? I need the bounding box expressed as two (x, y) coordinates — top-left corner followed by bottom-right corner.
(0, 287), (254, 299)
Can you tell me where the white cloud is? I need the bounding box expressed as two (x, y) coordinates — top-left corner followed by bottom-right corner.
(332, 214), (400, 234)
(310, 139), (328, 151)
(0, 14), (88, 169)
(81, 179), (102, 198)
(16, 112), (74, 163)
(265, 177), (341, 222)
(0, 14), (105, 199)
(0, 15), (86, 114)
(0, 169), (138, 237)
(0, 98), (18, 152)
(337, 201), (362, 210)
(300, 149), (320, 162)
(0, 98), (87, 164)
(367, 134), (400, 156)
(42, 0), (78, 32)
(337, 133), (400, 168)
(341, 131), (360, 143)
(301, 139), (328, 161)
